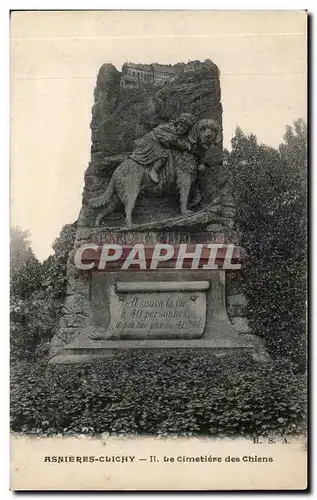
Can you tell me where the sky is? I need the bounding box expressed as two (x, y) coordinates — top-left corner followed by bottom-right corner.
(10, 10), (307, 261)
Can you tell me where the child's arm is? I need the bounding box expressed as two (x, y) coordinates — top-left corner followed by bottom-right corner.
(169, 137), (192, 151)
(152, 125), (191, 151)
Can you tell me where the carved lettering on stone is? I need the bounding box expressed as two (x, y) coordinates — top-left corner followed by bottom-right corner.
(104, 282), (207, 339)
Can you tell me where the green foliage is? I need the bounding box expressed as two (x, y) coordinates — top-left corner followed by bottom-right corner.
(10, 223), (77, 361)
(10, 227), (34, 271)
(10, 353), (306, 437)
(225, 120), (307, 366)
(10, 293), (57, 360)
(41, 222), (77, 300)
(279, 119), (307, 177)
(10, 227), (42, 299)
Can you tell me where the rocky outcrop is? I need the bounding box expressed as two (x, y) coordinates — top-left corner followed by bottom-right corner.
(77, 61), (229, 235)
(49, 60), (246, 359)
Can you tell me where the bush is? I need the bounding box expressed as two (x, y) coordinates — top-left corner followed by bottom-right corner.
(10, 352), (306, 437)
(10, 223), (77, 361)
(225, 122), (307, 367)
(10, 293), (57, 361)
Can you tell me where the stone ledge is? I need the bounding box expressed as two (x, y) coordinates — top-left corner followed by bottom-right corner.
(49, 346), (256, 365)
(65, 334), (254, 350)
(116, 280), (209, 293)
(48, 335), (260, 364)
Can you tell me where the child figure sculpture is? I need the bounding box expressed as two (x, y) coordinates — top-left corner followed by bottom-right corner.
(129, 113), (196, 184)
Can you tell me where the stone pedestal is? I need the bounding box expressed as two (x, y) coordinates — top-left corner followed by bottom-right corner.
(48, 60), (270, 365)
(49, 264), (267, 364)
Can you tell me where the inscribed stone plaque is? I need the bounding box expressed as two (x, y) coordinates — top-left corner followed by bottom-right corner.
(104, 281), (208, 339)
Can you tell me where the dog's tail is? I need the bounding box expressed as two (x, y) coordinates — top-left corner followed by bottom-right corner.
(88, 176), (116, 208)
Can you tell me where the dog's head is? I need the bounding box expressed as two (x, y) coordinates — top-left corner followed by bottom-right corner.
(189, 119), (222, 148)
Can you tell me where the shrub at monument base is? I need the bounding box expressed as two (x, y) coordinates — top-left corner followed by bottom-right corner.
(11, 352), (306, 437)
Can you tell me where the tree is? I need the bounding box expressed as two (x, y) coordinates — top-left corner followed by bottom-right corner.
(225, 121), (307, 367)
(10, 223), (77, 361)
(41, 222), (77, 300)
(279, 118), (307, 175)
(10, 226), (34, 270)
(10, 226), (42, 300)
(10, 226), (45, 359)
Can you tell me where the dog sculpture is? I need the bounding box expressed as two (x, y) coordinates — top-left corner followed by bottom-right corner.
(88, 119), (221, 228)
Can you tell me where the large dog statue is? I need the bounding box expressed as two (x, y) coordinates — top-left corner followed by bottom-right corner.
(88, 119), (221, 228)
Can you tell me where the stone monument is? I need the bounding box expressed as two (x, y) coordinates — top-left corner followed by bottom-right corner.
(49, 60), (269, 364)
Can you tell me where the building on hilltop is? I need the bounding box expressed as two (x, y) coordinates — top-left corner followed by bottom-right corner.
(184, 59), (216, 73)
(152, 64), (176, 85)
(120, 62), (176, 89)
(120, 63), (153, 89)
(119, 60), (217, 89)
(184, 60), (202, 73)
